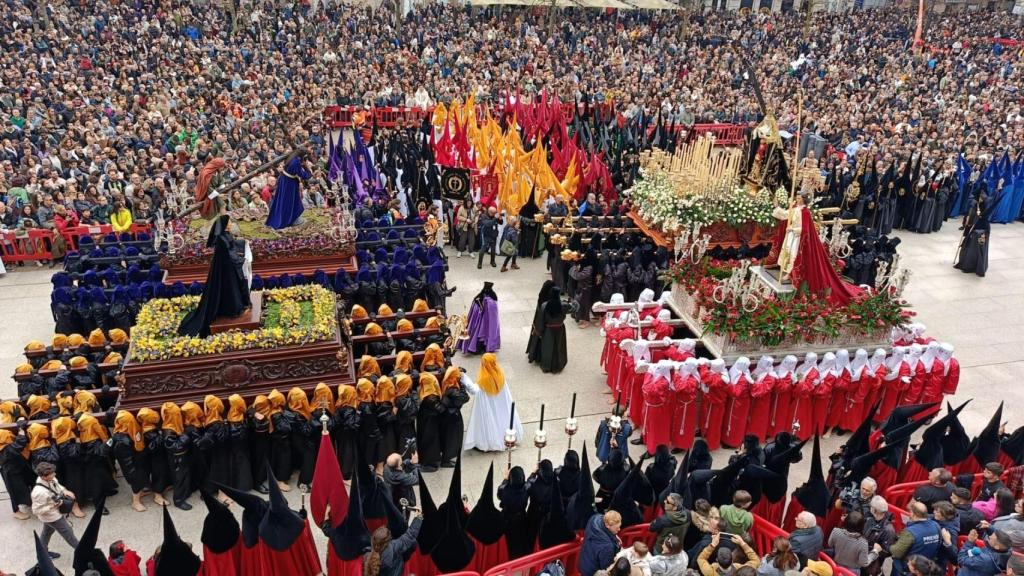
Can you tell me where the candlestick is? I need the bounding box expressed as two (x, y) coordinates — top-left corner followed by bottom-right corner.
(539, 404), (545, 431)
(614, 392), (621, 416)
(570, 393), (577, 418)
(509, 402), (515, 430)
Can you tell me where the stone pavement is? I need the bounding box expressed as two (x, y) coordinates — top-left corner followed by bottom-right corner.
(0, 221), (1021, 572)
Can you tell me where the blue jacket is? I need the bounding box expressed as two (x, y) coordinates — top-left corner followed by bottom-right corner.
(580, 514), (619, 576)
(957, 544), (1009, 576)
(595, 419), (633, 463)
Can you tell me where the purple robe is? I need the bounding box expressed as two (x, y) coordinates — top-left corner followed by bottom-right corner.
(457, 297), (500, 354)
(266, 156), (311, 230)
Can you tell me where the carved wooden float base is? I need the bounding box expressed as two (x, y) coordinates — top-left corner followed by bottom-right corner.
(162, 253), (357, 285)
(117, 329), (353, 410)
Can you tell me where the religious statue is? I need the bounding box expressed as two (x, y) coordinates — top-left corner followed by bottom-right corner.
(266, 147), (313, 230)
(771, 194), (806, 283)
(178, 204), (252, 338)
(798, 150), (824, 196)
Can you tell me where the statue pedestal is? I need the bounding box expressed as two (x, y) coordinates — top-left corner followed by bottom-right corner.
(749, 265), (794, 295)
(210, 292), (263, 334)
(118, 325), (353, 411)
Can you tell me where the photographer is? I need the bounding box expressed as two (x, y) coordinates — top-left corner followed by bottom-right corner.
(836, 477), (877, 519)
(31, 461), (79, 559)
(383, 450), (420, 510)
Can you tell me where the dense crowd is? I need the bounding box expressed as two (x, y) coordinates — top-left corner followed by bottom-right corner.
(1, 0), (1023, 253)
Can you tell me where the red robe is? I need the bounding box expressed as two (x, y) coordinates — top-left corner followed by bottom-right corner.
(604, 327), (633, 393)
(638, 304), (662, 321)
(900, 364), (926, 406)
(769, 372), (796, 437)
(919, 361), (945, 405)
(699, 369), (729, 451)
(942, 358), (960, 395)
(628, 358), (648, 429)
(811, 373), (835, 437)
(843, 370), (871, 432)
(862, 365), (887, 424)
(642, 373), (673, 454)
(202, 540), (242, 576)
(722, 375), (752, 448)
(792, 369), (818, 441)
(469, 535), (509, 574)
(670, 373), (699, 450)
(839, 368), (868, 432)
(791, 207), (863, 306)
(108, 550), (143, 576)
(260, 523), (323, 576)
(663, 346), (694, 363)
(877, 363), (910, 423)
(824, 369), (852, 431)
(327, 544), (363, 576)
(746, 373), (775, 443)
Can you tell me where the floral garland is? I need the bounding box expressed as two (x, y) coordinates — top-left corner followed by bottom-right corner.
(628, 169), (789, 232)
(665, 258), (911, 348)
(130, 285), (337, 362)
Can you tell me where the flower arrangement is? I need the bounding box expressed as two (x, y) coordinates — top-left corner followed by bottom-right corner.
(666, 258), (909, 348)
(129, 285), (338, 362)
(628, 170), (787, 232)
(163, 207), (355, 267)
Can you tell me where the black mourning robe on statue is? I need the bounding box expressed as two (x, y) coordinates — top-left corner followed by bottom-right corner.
(178, 215), (251, 338)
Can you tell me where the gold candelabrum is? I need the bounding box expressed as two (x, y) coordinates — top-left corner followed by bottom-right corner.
(441, 313), (470, 354)
(640, 134), (744, 202)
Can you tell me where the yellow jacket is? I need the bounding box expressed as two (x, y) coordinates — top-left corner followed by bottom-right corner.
(110, 208), (133, 233)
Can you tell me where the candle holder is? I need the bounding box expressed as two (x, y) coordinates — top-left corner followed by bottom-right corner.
(608, 415), (622, 435)
(564, 417), (579, 451)
(534, 429), (548, 463)
(504, 428), (517, 469)
(319, 412), (330, 435)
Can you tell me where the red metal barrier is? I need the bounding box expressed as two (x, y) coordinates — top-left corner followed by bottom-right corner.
(1, 229), (55, 262)
(482, 539), (582, 576)
(619, 524), (656, 548)
(752, 514), (856, 576)
(882, 472), (994, 509)
(690, 123), (747, 146)
(443, 572), (483, 576)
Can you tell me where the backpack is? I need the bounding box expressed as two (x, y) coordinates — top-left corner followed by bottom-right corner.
(537, 559), (566, 576)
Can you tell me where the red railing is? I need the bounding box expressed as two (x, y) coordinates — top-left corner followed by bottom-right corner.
(690, 123), (747, 146)
(61, 222), (153, 251)
(477, 516), (853, 576)
(882, 470), (1007, 510)
(752, 515), (857, 576)
(0, 229), (55, 262)
(482, 540), (582, 576)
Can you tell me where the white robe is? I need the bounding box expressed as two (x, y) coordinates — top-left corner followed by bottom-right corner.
(462, 374), (523, 452)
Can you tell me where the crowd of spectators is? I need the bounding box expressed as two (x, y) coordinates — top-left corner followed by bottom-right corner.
(1, 0), (1022, 264)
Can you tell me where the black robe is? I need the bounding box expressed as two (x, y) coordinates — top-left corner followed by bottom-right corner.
(55, 440), (85, 505)
(288, 412), (316, 487)
(112, 433), (150, 494)
(226, 421), (253, 492)
(416, 396), (444, 470)
(269, 412), (292, 484)
(498, 478), (533, 559)
(80, 438), (117, 505)
(0, 437), (33, 511)
(331, 406), (360, 479)
(395, 396), (418, 452)
(164, 431), (193, 505)
(204, 421), (233, 491)
(377, 401), (399, 459)
(358, 402), (383, 466)
(440, 386), (470, 465)
(538, 304), (571, 374)
(144, 429), (170, 494)
(955, 197), (992, 278)
(248, 415), (271, 491)
(178, 214), (251, 338)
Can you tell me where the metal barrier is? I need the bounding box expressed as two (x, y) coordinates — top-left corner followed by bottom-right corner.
(882, 471), (997, 509)
(61, 222), (153, 251)
(690, 123), (747, 146)
(1, 229), (56, 263)
(482, 540), (582, 576)
(751, 515), (856, 576)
